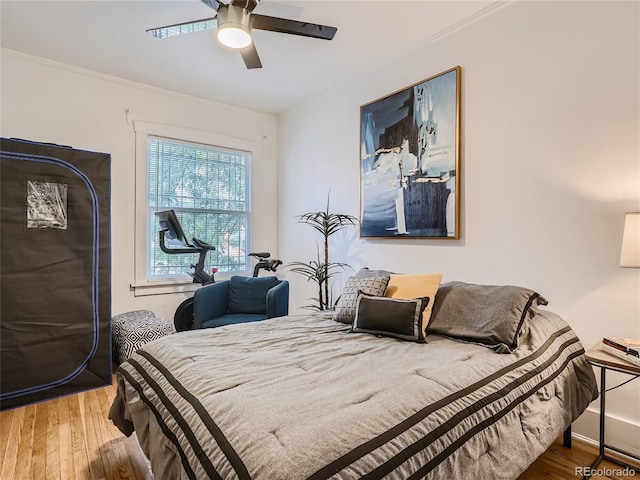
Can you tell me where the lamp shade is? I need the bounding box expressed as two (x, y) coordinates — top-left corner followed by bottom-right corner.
(620, 212), (640, 268)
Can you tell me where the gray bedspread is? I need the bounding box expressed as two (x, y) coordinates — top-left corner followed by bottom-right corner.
(109, 311), (598, 480)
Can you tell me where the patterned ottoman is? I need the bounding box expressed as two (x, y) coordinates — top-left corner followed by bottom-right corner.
(112, 310), (175, 364)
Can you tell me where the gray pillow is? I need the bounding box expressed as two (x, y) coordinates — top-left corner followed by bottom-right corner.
(351, 292), (429, 343)
(353, 267), (395, 278)
(426, 281), (548, 353)
(333, 273), (390, 324)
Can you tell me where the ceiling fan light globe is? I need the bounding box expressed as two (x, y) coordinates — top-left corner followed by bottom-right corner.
(218, 25), (252, 49)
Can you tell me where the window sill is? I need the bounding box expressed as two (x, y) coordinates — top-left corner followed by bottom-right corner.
(130, 280), (200, 297)
(130, 272), (247, 297)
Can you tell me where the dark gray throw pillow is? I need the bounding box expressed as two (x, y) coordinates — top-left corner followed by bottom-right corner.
(426, 281), (548, 353)
(353, 267), (395, 278)
(351, 292), (430, 343)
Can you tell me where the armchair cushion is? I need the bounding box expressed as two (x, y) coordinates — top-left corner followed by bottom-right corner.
(202, 313), (267, 329)
(227, 275), (282, 314)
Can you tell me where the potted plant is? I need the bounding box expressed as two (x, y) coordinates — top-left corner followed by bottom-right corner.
(289, 194), (358, 310)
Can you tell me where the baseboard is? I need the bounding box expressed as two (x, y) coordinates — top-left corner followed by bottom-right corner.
(572, 407), (640, 458)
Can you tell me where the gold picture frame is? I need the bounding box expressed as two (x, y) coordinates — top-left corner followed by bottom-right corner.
(360, 66), (461, 239)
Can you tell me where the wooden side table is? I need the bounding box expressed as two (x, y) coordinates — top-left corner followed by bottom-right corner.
(584, 344), (640, 478)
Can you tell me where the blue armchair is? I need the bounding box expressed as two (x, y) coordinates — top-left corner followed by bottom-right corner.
(193, 275), (289, 329)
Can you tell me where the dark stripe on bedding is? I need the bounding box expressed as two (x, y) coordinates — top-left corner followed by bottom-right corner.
(137, 350), (251, 480)
(509, 293), (541, 350)
(307, 325), (573, 479)
(406, 348), (585, 479)
(118, 368), (199, 480)
(362, 338), (582, 479)
(127, 358), (224, 480)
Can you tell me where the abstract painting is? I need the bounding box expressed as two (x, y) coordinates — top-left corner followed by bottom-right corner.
(360, 66), (460, 238)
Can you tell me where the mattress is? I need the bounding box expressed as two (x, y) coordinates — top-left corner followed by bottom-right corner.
(109, 310), (598, 479)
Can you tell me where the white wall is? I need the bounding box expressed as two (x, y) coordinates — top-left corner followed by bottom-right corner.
(278, 1), (640, 447)
(1, 50), (279, 320)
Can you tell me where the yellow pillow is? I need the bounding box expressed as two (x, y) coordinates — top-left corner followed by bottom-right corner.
(385, 274), (443, 336)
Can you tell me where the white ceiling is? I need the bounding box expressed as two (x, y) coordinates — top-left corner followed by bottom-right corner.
(1, 0), (499, 115)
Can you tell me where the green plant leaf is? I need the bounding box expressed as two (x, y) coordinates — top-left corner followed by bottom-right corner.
(291, 191), (359, 310)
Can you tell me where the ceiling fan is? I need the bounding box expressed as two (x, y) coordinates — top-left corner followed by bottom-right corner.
(146, 0), (337, 69)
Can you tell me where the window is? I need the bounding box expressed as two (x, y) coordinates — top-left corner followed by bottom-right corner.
(133, 120), (268, 297)
(146, 136), (251, 281)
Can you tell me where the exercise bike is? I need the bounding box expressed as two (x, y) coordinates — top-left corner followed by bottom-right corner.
(155, 210), (283, 331)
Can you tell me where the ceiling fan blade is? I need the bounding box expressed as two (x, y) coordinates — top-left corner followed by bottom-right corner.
(231, 0), (259, 13)
(251, 14), (337, 41)
(200, 0), (222, 12)
(240, 43), (262, 69)
(147, 17), (216, 39)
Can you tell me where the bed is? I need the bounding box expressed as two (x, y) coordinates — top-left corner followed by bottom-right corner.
(109, 280), (598, 480)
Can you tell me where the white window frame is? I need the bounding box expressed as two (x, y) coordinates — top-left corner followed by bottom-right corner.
(132, 121), (257, 296)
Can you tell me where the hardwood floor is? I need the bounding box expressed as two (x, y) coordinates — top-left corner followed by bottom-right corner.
(0, 379), (151, 480)
(0, 377), (637, 479)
